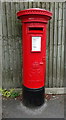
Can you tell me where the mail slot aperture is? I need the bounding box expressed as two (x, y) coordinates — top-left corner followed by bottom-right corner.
(29, 27), (43, 31)
(28, 27), (43, 33)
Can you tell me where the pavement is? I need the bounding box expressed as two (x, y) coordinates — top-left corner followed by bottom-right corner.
(2, 94), (64, 118)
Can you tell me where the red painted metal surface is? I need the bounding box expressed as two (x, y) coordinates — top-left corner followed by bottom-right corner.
(17, 8), (52, 89)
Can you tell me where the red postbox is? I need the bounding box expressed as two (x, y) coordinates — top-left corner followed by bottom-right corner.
(17, 8), (52, 106)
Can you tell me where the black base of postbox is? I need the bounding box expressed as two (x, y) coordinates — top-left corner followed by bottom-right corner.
(22, 85), (45, 107)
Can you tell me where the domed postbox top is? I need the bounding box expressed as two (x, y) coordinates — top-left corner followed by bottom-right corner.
(17, 8), (52, 21)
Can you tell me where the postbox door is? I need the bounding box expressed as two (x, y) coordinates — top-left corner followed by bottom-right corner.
(30, 34), (45, 87)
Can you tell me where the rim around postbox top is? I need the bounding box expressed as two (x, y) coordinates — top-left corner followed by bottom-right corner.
(17, 8), (52, 20)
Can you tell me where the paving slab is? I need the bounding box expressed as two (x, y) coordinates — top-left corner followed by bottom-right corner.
(2, 95), (64, 118)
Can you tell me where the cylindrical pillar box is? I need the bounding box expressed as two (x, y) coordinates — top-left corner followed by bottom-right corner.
(17, 8), (52, 107)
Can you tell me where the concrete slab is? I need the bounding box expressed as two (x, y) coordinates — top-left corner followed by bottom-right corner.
(2, 95), (64, 118)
